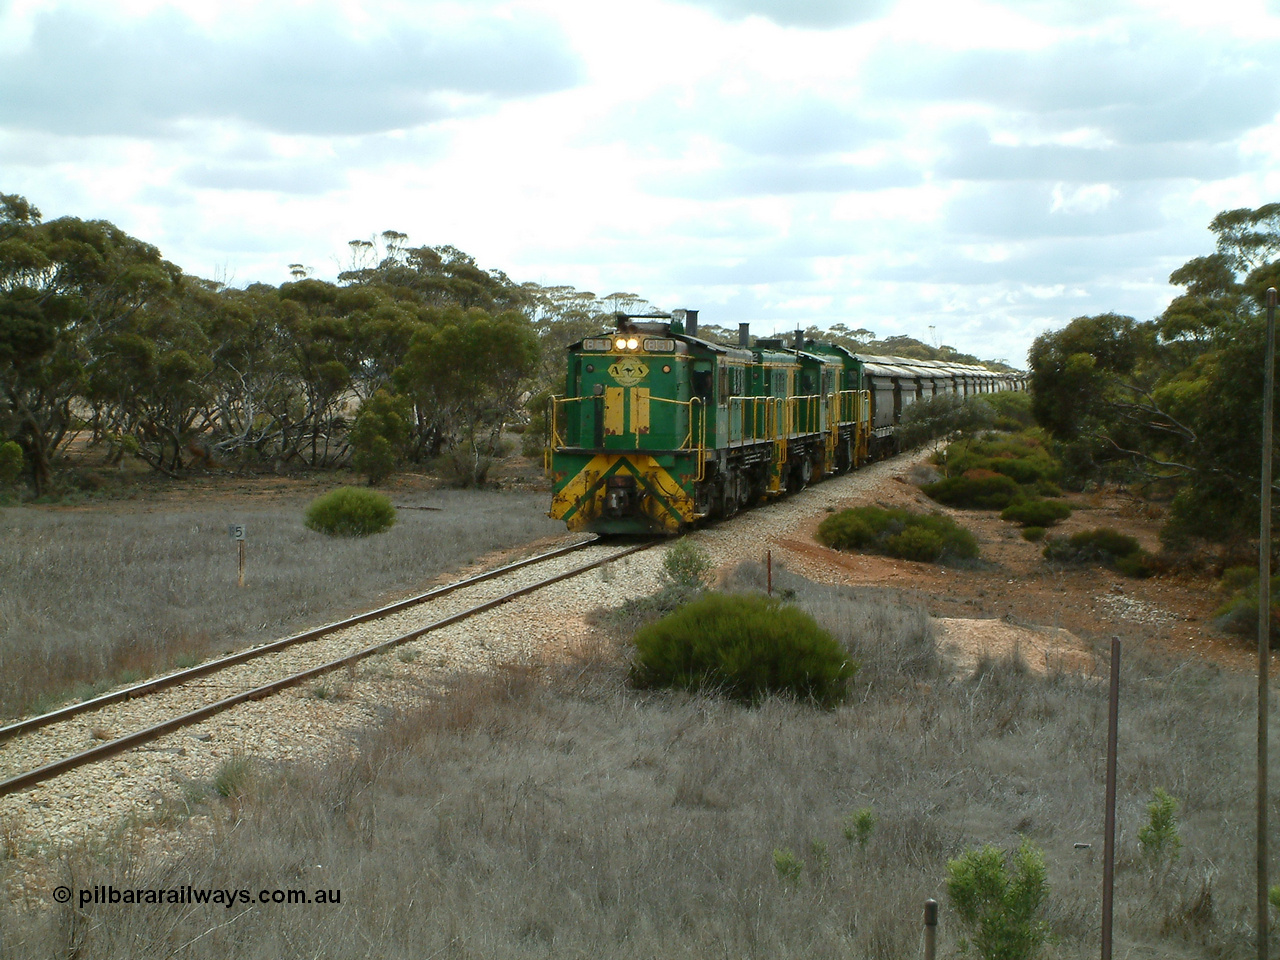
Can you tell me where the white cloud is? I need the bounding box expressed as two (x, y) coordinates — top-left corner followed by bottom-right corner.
(677, 0), (893, 27)
(3, 0), (1279, 366)
(0, 3), (582, 136)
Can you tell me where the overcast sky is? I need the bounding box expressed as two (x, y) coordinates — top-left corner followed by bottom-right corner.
(2, 0), (1278, 364)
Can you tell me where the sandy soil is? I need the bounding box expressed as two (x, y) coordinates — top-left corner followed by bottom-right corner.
(770, 456), (1259, 676)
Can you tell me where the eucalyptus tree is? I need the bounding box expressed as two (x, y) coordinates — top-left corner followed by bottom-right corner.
(395, 306), (539, 485)
(1028, 202), (1280, 544)
(0, 194), (180, 493)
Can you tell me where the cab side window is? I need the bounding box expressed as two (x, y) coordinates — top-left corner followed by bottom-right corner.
(692, 369), (712, 401)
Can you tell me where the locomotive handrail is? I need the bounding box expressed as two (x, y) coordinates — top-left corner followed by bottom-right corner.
(646, 394), (702, 455)
(546, 394), (596, 466)
(694, 396), (706, 481)
(726, 395), (776, 445)
(545, 394), (564, 473)
(783, 393), (823, 438)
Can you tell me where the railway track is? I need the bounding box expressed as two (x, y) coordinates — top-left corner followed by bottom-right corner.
(0, 537), (657, 798)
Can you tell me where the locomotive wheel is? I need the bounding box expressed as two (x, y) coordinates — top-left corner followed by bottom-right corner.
(836, 438), (853, 474)
(721, 476), (739, 518)
(787, 456), (812, 492)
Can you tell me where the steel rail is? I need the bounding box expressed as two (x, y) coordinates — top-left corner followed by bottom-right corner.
(0, 539), (656, 798)
(0, 537), (600, 744)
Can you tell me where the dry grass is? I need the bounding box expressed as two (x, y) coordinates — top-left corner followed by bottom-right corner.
(0, 573), (1267, 959)
(0, 489), (563, 719)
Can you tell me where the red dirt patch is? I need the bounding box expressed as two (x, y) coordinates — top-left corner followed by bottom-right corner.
(770, 463), (1259, 674)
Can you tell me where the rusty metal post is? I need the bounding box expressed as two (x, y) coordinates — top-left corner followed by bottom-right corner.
(1102, 636), (1120, 960)
(767, 549), (772, 596)
(1260, 286), (1276, 960)
(923, 898), (938, 960)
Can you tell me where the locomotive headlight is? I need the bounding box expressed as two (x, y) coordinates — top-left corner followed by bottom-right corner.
(626, 337), (639, 350)
(614, 338), (627, 350)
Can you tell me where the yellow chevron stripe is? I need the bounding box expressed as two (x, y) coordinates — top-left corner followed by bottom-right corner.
(549, 454), (698, 532)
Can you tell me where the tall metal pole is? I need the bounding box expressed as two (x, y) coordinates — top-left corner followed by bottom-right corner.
(1102, 636), (1120, 960)
(1260, 286), (1277, 960)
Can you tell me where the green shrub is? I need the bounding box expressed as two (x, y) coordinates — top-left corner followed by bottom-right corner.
(661, 538), (713, 590)
(896, 394), (992, 449)
(1113, 552), (1157, 579)
(921, 474), (1021, 510)
(1000, 498), (1072, 527)
(946, 838), (1049, 960)
(1031, 479), (1063, 498)
(1043, 527), (1151, 577)
(1213, 570), (1280, 640)
(773, 848), (804, 885)
(1021, 526), (1046, 542)
(987, 458), (1045, 485)
(937, 434), (1060, 486)
(630, 593), (857, 707)
(843, 807), (876, 849)
(1219, 565), (1258, 595)
(1138, 788), (1182, 864)
(304, 487), (397, 537)
(818, 506), (978, 563)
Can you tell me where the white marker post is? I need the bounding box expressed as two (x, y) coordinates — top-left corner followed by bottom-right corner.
(228, 524), (246, 586)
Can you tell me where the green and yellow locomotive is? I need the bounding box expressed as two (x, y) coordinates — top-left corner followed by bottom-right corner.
(546, 310), (872, 535)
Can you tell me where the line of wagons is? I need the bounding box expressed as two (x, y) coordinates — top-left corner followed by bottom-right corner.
(546, 309), (1026, 536)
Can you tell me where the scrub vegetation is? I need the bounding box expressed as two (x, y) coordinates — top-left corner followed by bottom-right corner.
(1042, 528), (1155, 578)
(0, 566), (1261, 959)
(817, 505), (979, 564)
(304, 486), (397, 537)
(630, 592), (856, 706)
(0, 488), (563, 720)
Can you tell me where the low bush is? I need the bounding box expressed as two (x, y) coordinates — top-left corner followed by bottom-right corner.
(630, 593), (857, 707)
(1212, 569), (1280, 641)
(1000, 498), (1072, 527)
(304, 487), (397, 537)
(946, 838), (1049, 960)
(921, 473), (1021, 510)
(1043, 527), (1153, 577)
(817, 506), (978, 563)
(1021, 526), (1046, 542)
(661, 539), (714, 590)
(1219, 565), (1258, 595)
(1031, 479), (1064, 498)
(1138, 788), (1182, 864)
(936, 433), (1060, 486)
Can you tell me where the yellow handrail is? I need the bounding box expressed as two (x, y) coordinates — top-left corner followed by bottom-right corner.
(646, 395), (702, 454)
(726, 395), (777, 444)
